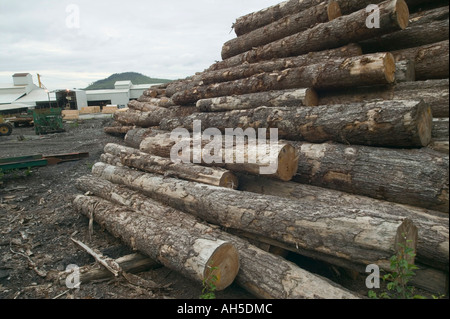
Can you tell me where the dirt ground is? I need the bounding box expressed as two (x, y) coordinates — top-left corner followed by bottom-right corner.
(0, 117), (372, 300)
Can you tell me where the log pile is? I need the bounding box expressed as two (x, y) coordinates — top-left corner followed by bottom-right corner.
(94, 0), (449, 298)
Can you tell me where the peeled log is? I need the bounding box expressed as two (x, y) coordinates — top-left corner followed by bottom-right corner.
(104, 143), (239, 189)
(161, 100), (433, 148)
(220, 0), (408, 68)
(139, 132), (299, 182)
(73, 195), (239, 292)
(318, 79), (450, 118)
(172, 53), (396, 105)
(236, 173), (449, 271)
(197, 88), (318, 112)
(392, 40), (449, 80)
(289, 141), (449, 213)
(75, 176), (360, 299)
(91, 162), (418, 272)
(222, 1), (340, 60)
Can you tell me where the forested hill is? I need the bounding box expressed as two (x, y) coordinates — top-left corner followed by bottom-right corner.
(85, 72), (172, 90)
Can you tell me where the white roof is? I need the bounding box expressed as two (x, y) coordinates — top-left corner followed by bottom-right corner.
(15, 89), (56, 103)
(85, 89), (129, 95)
(0, 92), (26, 104)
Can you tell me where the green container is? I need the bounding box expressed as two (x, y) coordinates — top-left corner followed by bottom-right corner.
(33, 108), (65, 135)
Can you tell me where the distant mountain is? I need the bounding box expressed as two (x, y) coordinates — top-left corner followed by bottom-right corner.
(84, 72), (172, 90)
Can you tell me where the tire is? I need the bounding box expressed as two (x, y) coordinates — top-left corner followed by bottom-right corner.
(0, 123), (13, 136)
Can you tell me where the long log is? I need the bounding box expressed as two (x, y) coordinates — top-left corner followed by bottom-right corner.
(236, 173), (449, 271)
(394, 60), (415, 82)
(124, 128), (155, 148)
(360, 18), (449, 53)
(232, 0), (324, 36)
(172, 53), (396, 105)
(104, 143), (239, 189)
(161, 100), (433, 148)
(104, 126), (135, 137)
(288, 141), (449, 213)
(429, 140), (449, 154)
(91, 162), (418, 272)
(75, 176), (360, 299)
(217, 0), (408, 69)
(196, 88), (318, 112)
(222, 1), (341, 60)
(392, 40), (449, 80)
(318, 79), (450, 118)
(73, 195), (240, 292)
(114, 105), (197, 128)
(136, 96), (175, 108)
(138, 133), (299, 182)
(168, 44), (362, 95)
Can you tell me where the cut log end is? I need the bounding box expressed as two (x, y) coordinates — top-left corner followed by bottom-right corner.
(395, 0), (410, 30)
(305, 88), (319, 107)
(418, 105), (433, 147)
(395, 218), (418, 265)
(327, 1), (342, 21)
(205, 242), (240, 291)
(276, 144), (300, 182)
(220, 171), (240, 189)
(384, 52), (397, 84)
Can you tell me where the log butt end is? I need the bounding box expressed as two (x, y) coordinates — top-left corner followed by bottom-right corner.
(395, 0), (410, 30)
(417, 103), (433, 147)
(384, 53), (397, 84)
(205, 242), (240, 291)
(276, 144), (300, 182)
(220, 171), (240, 189)
(327, 0), (342, 21)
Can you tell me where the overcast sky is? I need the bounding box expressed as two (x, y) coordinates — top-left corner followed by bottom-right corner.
(0, 0), (282, 90)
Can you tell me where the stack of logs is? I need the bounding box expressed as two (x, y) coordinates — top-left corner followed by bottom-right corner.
(79, 0), (449, 298)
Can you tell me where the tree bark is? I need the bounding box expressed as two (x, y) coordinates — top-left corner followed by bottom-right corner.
(138, 133), (300, 182)
(432, 118), (449, 140)
(222, 1), (340, 60)
(318, 79), (450, 118)
(232, 0), (325, 36)
(73, 195), (240, 292)
(91, 162), (418, 272)
(114, 105), (197, 128)
(394, 60), (415, 82)
(428, 140), (449, 154)
(104, 143), (239, 189)
(172, 53), (396, 105)
(136, 96), (175, 108)
(124, 128), (155, 148)
(236, 173), (449, 271)
(221, 0), (408, 68)
(196, 88), (318, 112)
(360, 18), (449, 53)
(75, 176), (360, 299)
(392, 40), (449, 80)
(104, 126), (135, 136)
(167, 44), (362, 95)
(206, 45), (362, 78)
(161, 100), (433, 148)
(288, 141), (449, 213)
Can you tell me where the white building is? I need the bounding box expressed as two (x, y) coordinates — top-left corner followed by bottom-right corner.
(0, 73), (161, 114)
(85, 80), (160, 109)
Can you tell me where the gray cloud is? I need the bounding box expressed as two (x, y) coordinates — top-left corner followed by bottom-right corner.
(0, 0), (281, 90)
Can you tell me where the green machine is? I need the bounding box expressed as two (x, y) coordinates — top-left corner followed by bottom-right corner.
(33, 108), (65, 135)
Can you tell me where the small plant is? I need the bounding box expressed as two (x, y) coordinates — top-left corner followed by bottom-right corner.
(200, 262), (219, 300)
(25, 167), (33, 177)
(369, 238), (424, 299)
